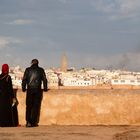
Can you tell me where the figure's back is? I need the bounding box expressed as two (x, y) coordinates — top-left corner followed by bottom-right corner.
(26, 65), (44, 89)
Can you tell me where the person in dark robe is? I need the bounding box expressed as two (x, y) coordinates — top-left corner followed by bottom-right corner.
(12, 88), (19, 126)
(22, 59), (48, 127)
(0, 64), (18, 127)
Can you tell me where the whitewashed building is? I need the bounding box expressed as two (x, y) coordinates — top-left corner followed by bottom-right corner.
(111, 73), (140, 86)
(10, 73), (22, 88)
(111, 79), (140, 86)
(63, 77), (95, 86)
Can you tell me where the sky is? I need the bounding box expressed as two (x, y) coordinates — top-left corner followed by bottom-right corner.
(0, 0), (140, 71)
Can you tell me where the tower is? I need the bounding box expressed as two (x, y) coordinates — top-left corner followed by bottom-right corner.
(61, 53), (68, 72)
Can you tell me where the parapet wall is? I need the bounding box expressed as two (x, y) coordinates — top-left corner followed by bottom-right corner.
(17, 89), (140, 125)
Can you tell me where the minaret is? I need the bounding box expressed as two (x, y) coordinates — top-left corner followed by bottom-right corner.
(61, 53), (68, 72)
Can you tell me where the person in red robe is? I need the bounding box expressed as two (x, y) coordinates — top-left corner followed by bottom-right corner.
(0, 64), (18, 127)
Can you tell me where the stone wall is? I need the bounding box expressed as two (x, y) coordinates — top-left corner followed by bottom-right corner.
(17, 89), (140, 125)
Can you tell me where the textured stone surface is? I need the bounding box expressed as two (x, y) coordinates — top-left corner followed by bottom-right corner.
(1, 126), (140, 140)
(17, 89), (140, 125)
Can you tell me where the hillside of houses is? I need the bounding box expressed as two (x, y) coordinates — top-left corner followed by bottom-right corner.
(5, 66), (140, 89)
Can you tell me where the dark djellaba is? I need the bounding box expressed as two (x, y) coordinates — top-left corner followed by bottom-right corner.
(0, 64), (19, 127)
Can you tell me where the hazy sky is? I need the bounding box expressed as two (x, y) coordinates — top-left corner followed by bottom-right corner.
(0, 0), (140, 71)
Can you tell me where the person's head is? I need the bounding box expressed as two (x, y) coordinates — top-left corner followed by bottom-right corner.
(2, 64), (9, 74)
(31, 59), (39, 66)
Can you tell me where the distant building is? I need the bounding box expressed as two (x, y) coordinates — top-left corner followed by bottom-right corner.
(111, 73), (140, 86)
(7, 65), (140, 88)
(111, 79), (140, 86)
(63, 77), (95, 87)
(61, 53), (68, 72)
